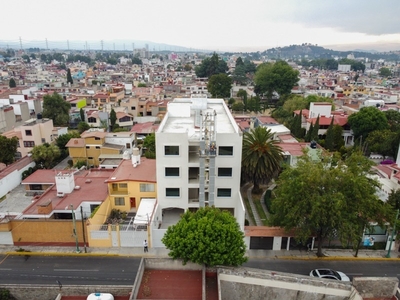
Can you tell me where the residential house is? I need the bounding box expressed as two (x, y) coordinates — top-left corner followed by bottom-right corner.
(2, 117), (55, 159)
(66, 129), (131, 167)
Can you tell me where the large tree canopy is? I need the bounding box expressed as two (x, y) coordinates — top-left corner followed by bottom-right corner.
(0, 136), (18, 165)
(347, 106), (389, 140)
(162, 206), (247, 267)
(195, 53), (228, 78)
(207, 73), (232, 98)
(254, 61), (299, 99)
(31, 143), (61, 169)
(241, 127), (283, 193)
(56, 131), (81, 157)
(42, 92), (71, 126)
(269, 151), (392, 257)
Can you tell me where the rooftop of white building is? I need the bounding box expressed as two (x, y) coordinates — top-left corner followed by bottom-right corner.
(157, 97), (240, 139)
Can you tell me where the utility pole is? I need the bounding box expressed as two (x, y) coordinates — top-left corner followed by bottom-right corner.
(80, 206), (87, 253)
(386, 209), (399, 258)
(71, 204), (80, 253)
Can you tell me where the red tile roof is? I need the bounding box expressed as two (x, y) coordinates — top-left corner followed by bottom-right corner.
(308, 115), (348, 126)
(106, 157), (156, 183)
(22, 169), (113, 216)
(130, 122), (159, 134)
(0, 156), (33, 180)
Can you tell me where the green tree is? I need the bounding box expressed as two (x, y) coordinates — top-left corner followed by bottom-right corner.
(162, 206), (247, 267)
(195, 53), (228, 78)
(384, 110), (400, 132)
(282, 95), (308, 113)
(311, 115), (320, 142)
(143, 133), (156, 159)
(77, 121), (90, 134)
(366, 129), (398, 158)
(254, 61), (299, 100)
(387, 189), (400, 211)
(332, 125), (345, 152)
(8, 78), (16, 88)
(269, 151), (391, 257)
(379, 67), (391, 77)
(110, 109), (117, 131)
(67, 68), (73, 85)
(0, 136), (18, 165)
(207, 73), (232, 98)
(241, 127), (283, 193)
(305, 123), (313, 142)
(80, 108), (85, 122)
(56, 132), (81, 157)
(347, 106), (389, 140)
(324, 118), (335, 151)
(138, 83), (147, 87)
(42, 92), (71, 126)
(231, 102), (244, 112)
(22, 54), (31, 63)
(31, 143), (61, 169)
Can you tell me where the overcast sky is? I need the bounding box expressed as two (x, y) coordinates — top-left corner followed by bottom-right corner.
(2, 0), (400, 52)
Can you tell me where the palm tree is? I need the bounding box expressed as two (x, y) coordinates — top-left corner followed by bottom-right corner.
(242, 126), (283, 193)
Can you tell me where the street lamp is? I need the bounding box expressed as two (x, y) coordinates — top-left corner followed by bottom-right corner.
(71, 204), (81, 253)
(386, 209), (399, 258)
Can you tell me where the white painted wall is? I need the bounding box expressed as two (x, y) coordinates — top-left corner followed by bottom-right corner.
(0, 161), (35, 199)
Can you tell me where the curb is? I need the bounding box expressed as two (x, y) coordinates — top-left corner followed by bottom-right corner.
(4, 251), (170, 258)
(278, 255), (400, 261)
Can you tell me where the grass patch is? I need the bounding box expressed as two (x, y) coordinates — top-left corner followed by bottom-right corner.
(253, 199), (269, 225)
(243, 197), (256, 226)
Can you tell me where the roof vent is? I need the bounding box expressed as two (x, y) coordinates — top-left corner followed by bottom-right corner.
(85, 179), (92, 183)
(74, 186), (81, 190)
(57, 192), (64, 198)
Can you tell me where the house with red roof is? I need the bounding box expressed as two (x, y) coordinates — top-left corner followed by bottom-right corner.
(295, 102), (354, 146)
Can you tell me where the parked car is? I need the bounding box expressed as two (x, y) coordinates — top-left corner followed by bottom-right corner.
(309, 269), (350, 281)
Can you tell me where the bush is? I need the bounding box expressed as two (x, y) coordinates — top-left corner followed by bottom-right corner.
(67, 159), (73, 167)
(264, 189), (273, 214)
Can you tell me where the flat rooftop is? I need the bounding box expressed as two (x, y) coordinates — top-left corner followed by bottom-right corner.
(158, 98), (239, 137)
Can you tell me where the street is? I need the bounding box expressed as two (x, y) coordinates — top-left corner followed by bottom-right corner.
(0, 255), (399, 285)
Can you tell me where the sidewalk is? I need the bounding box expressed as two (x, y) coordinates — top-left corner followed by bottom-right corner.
(1, 245), (398, 261)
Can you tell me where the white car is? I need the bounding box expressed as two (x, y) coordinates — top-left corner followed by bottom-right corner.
(309, 269), (350, 281)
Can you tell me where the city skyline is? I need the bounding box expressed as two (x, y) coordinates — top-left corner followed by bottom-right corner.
(1, 0), (400, 53)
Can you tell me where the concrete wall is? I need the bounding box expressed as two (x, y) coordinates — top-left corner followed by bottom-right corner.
(11, 219), (85, 246)
(0, 284), (132, 300)
(130, 258), (145, 300)
(218, 267), (352, 300)
(0, 160), (35, 199)
(144, 257), (202, 271)
(352, 277), (398, 299)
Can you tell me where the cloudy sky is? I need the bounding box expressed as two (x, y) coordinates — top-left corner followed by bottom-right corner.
(2, 0), (399, 52)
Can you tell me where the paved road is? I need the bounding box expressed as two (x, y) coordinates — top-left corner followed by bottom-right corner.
(244, 258), (400, 280)
(2, 255), (400, 285)
(0, 255), (141, 285)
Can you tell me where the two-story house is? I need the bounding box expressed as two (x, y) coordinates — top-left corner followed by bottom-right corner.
(2, 117), (55, 159)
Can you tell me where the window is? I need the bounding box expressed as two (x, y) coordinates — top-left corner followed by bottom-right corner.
(114, 197), (125, 206)
(23, 141), (35, 147)
(88, 117), (97, 123)
(119, 116), (131, 122)
(86, 146), (90, 149)
(166, 188), (180, 197)
(219, 146), (233, 156)
(217, 188), (231, 197)
(95, 146), (100, 149)
(165, 167), (180, 177)
(95, 137), (101, 140)
(131, 106), (136, 110)
(140, 183), (155, 192)
(119, 183), (127, 188)
(25, 130), (32, 136)
(112, 183), (118, 190)
(41, 138), (46, 143)
(218, 168), (232, 177)
(165, 145), (179, 155)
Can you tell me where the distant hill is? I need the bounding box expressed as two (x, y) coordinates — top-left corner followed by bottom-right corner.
(222, 44), (400, 61)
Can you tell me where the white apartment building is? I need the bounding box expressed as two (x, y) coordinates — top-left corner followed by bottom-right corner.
(155, 97), (245, 230)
